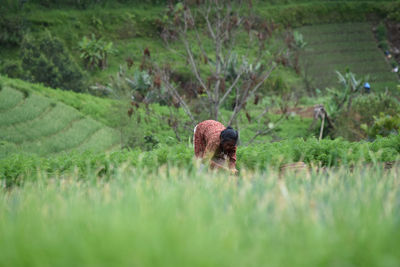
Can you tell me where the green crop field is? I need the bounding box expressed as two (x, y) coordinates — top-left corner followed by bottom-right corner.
(1, 2), (400, 266)
(0, 82), (120, 157)
(299, 22), (399, 91)
(1, 163), (400, 267)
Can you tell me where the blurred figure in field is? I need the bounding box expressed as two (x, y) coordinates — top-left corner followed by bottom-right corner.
(194, 120), (238, 174)
(364, 82), (371, 94)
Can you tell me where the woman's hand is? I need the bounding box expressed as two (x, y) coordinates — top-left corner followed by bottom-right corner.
(211, 160), (238, 175)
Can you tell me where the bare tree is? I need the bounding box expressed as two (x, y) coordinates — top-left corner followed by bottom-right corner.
(157, 0), (280, 127)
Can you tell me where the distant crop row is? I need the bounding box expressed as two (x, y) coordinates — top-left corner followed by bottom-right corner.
(299, 22), (372, 35)
(304, 50), (384, 64)
(298, 22), (398, 91)
(304, 33), (374, 45)
(0, 104), (81, 144)
(0, 93), (51, 127)
(307, 61), (391, 75)
(0, 84), (120, 157)
(1, 77), (117, 128)
(305, 42), (378, 53)
(1, 134), (399, 186)
(0, 87), (24, 112)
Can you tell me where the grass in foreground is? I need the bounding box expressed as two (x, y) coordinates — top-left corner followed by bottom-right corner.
(0, 165), (399, 266)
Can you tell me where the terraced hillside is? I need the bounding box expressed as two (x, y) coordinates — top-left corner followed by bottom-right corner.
(299, 22), (399, 92)
(0, 83), (120, 158)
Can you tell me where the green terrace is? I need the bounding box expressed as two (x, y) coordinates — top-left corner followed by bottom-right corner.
(299, 22), (399, 92)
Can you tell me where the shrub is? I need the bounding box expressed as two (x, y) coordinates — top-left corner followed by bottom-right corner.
(332, 93), (400, 140)
(78, 34), (115, 70)
(20, 33), (86, 92)
(352, 93), (400, 125)
(0, 16), (26, 47)
(1, 60), (25, 79)
(362, 113), (400, 139)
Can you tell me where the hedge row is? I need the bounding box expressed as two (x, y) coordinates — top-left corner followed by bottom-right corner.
(1, 134), (399, 187)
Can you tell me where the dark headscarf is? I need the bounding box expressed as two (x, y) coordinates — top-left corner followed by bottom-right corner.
(220, 126), (238, 145)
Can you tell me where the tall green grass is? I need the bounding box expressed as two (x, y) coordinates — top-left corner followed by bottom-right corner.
(0, 164), (399, 266)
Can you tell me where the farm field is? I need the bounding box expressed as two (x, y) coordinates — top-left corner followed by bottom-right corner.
(0, 164), (400, 266)
(1, 1), (400, 266)
(299, 22), (399, 91)
(0, 83), (120, 157)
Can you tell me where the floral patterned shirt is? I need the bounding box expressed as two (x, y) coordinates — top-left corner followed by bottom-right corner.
(194, 120), (236, 169)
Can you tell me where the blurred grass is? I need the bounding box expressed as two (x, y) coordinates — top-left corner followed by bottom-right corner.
(0, 164), (399, 266)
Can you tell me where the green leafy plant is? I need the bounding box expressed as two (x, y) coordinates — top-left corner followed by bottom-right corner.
(326, 70), (368, 116)
(362, 113), (400, 139)
(78, 34), (116, 70)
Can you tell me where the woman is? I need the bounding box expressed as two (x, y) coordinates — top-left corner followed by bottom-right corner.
(194, 120), (238, 173)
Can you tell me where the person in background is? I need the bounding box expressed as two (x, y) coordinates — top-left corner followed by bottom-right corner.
(194, 120), (238, 173)
(364, 82), (371, 94)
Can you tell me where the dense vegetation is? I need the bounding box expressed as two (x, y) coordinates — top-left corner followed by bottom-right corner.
(0, 1), (400, 265)
(1, 134), (399, 187)
(1, 165), (400, 266)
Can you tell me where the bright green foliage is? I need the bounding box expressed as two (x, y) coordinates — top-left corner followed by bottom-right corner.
(20, 33), (85, 92)
(79, 34), (115, 70)
(1, 134), (399, 186)
(293, 31), (307, 49)
(362, 113), (400, 139)
(0, 164), (400, 266)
